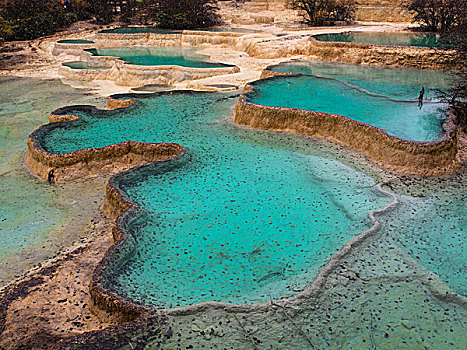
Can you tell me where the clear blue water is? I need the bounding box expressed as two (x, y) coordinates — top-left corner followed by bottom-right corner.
(313, 31), (450, 48)
(2, 62), (464, 348)
(57, 39), (95, 44)
(270, 61), (453, 101)
(247, 76), (445, 141)
(251, 61), (453, 141)
(85, 47), (235, 68)
(36, 91), (390, 307)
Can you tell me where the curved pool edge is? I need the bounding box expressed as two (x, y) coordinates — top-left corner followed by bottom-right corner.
(22, 90), (465, 331)
(25, 99), (184, 182)
(57, 47), (240, 86)
(92, 175), (467, 321)
(306, 36), (466, 71)
(247, 36), (465, 71)
(92, 156), (398, 319)
(233, 78), (459, 177)
(163, 184), (401, 316)
(59, 58), (240, 87)
(90, 154), (187, 323)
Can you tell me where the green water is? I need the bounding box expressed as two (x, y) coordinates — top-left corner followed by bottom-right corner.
(252, 62), (453, 141)
(99, 27), (181, 34)
(62, 61), (111, 70)
(57, 39), (95, 44)
(78, 223), (466, 349)
(0, 78), (65, 260)
(314, 31), (449, 48)
(36, 91), (390, 307)
(40, 88), (466, 345)
(85, 47), (235, 68)
(9, 63), (465, 347)
(382, 188), (466, 296)
(0, 76), (104, 284)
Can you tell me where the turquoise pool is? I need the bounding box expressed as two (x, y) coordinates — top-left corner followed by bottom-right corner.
(5, 59), (465, 347)
(313, 31), (449, 48)
(382, 187), (466, 296)
(85, 47), (235, 68)
(37, 91), (391, 307)
(269, 61), (453, 100)
(254, 61), (453, 141)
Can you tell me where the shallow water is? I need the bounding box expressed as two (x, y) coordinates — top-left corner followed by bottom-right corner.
(86, 47), (234, 68)
(2, 59), (464, 348)
(37, 91), (391, 307)
(0, 76), (105, 286)
(313, 31), (448, 48)
(270, 61), (453, 101)
(160, 233), (467, 349)
(70, 200), (467, 348)
(62, 61), (111, 70)
(253, 62), (454, 141)
(382, 185), (467, 296)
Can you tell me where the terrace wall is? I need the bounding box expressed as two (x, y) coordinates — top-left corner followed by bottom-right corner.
(234, 92), (459, 176)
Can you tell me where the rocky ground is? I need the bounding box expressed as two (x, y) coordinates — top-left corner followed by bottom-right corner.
(0, 213), (120, 349)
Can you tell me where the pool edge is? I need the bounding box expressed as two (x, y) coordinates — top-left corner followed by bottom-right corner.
(233, 75), (460, 177)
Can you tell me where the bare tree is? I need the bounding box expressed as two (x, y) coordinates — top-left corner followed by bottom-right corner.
(144, 0), (220, 29)
(405, 0), (466, 32)
(291, 0), (355, 26)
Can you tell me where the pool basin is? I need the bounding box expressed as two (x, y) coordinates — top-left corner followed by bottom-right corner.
(313, 31), (449, 49)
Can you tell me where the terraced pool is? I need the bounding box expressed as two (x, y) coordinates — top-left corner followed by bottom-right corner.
(255, 61), (454, 141)
(85, 47), (236, 68)
(313, 31), (449, 48)
(36, 91), (390, 307)
(31, 61), (463, 308)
